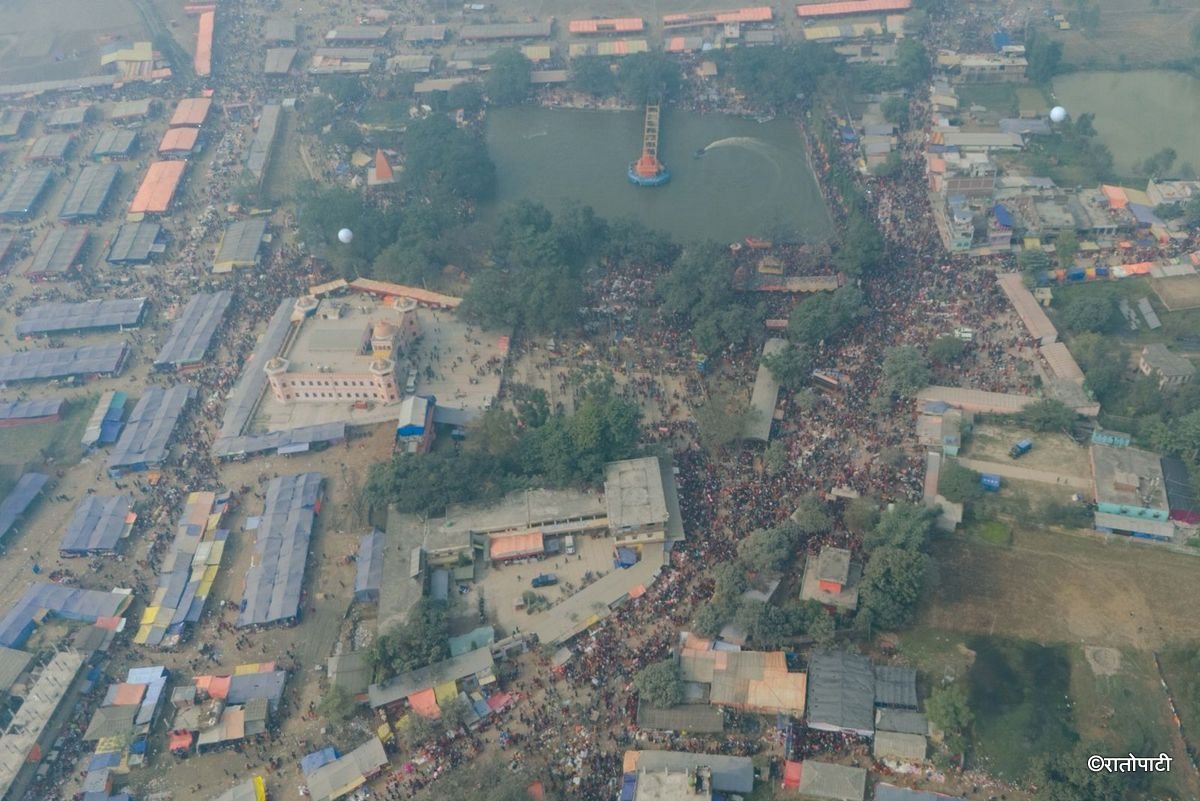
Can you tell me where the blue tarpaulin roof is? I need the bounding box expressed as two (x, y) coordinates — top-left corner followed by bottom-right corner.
(615, 547), (638, 567)
(621, 773), (638, 801)
(99, 420), (124, 444)
(301, 746), (339, 776)
(992, 31), (1010, 50)
(992, 204), (1013, 228)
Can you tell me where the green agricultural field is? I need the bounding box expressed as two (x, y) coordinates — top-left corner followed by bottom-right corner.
(0, 399), (92, 471)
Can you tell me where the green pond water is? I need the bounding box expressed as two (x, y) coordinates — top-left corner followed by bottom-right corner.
(1053, 70), (1200, 175)
(485, 106), (834, 244)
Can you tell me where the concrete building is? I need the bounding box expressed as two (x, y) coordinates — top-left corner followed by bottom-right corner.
(1139, 344), (1194, 389)
(937, 52), (1027, 82)
(264, 296), (421, 405)
(604, 457), (686, 547)
(800, 547), (861, 610)
(1090, 443), (1170, 522)
(933, 194), (975, 253)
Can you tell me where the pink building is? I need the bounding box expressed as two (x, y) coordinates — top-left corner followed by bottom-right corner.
(265, 356), (399, 404)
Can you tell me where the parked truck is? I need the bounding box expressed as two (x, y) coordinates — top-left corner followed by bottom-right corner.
(1009, 439), (1033, 459)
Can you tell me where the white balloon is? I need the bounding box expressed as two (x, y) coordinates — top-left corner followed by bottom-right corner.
(338, 228), (354, 244)
(1050, 106), (1067, 123)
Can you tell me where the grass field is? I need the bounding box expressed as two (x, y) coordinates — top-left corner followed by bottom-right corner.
(966, 636), (1077, 780)
(1048, 0), (1200, 69)
(1073, 647), (1181, 800)
(0, 399), (92, 471)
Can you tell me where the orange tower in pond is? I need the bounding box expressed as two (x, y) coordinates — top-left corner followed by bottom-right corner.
(628, 104), (671, 186)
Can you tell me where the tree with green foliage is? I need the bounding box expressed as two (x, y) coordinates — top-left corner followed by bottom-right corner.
(659, 242), (761, 353)
(882, 346), (932, 399)
(836, 213), (886, 276)
(928, 335), (965, 365)
(807, 608), (836, 648)
(722, 43), (841, 109)
(318, 685), (358, 722)
(866, 503), (938, 552)
(406, 114), (496, 201)
(1059, 292), (1121, 334)
(1018, 248), (1051, 276)
(1152, 407), (1200, 462)
(694, 391), (757, 453)
(570, 56), (617, 96)
(634, 659), (682, 708)
(790, 494), (833, 534)
(319, 74), (367, 105)
(788, 286), (865, 346)
(738, 523), (803, 573)
(895, 39), (930, 89)
(329, 119), (363, 150)
(939, 460), (983, 504)
(296, 183), (400, 265)
(485, 49), (532, 105)
(1054, 230), (1078, 267)
(1070, 332), (1124, 403)
(525, 378), (641, 485)
(300, 95), (336, 132)
(1030, 742), (1123, 801)
(881, 96), (910, 128)
(618, 52), (682, 104)
(764, 440), (789, 476)
(1017, 398), (1077, 432)
(859, 547), (928, 630)
(370, 600), (449, 676)
(843, 497), (881, 535)
(1137, 147), (1177, 178)
(735, 599), (797, 647)
(762, 343), (814, 389)
(1025, 29), (1063, 83)
(872, 151), (904, 180)
(447, 81), (485, 113)
(926, 683), (973, 754)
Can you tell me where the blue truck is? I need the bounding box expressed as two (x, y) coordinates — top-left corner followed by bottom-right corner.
(1009, 439), (1033, 459)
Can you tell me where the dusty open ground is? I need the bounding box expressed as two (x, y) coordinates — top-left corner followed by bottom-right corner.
(924, 527), (1200, 650)
(1150, 275), (1200, 312)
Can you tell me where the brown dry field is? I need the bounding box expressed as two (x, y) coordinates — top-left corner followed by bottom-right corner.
(1150, 275), (1200, 312)
(924, 527), (1200, 650)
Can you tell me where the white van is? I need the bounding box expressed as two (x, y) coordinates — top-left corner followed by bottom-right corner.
(564, 535), (576, 555)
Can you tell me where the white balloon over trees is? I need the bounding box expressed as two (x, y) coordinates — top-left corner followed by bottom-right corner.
(1049, 106), (1067, 123)
(337, 228), (354, 244)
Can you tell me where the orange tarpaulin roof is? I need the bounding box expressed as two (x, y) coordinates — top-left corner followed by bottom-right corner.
(159, 127), (198, 153)
(568, 17), (644, 33)
(374, 150), (394, 181)
(195, 10), (214, 77)
(1102, 184), (1128, 209)
(195, 673), (232, 699)
(796, 0), (911, 17)
(408, 688), (441, 718)
(130, 161), (186, 214)
(112, 682), (146, 706)
(1124, 261), (1153, 275)
(663, 6), (772, 23)
(489, 530), (544, 561)
(783, 760), (803, 789)
(170, 97), (212, 128)
(168, 729), (194, 751)
(348, 277), (462, 308)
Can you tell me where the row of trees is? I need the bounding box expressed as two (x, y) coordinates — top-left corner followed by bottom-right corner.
(689, 497), (837, 647)
(857, 503), (939, 632)
(363, 375), (641, 518)
(569, 51), (682, 104)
